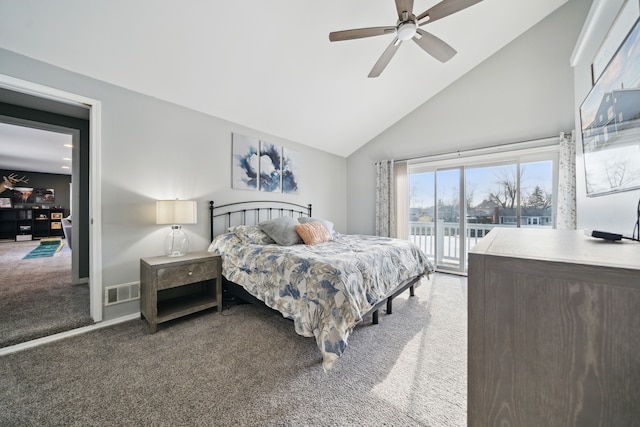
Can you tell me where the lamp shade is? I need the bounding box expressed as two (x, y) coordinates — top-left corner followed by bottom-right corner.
(156, 200), (197, 225)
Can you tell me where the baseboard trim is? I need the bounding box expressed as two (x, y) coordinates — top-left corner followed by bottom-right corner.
(0, 312), (140, 357)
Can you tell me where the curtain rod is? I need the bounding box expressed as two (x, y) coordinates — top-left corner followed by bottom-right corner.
(373, 133), (567, 166)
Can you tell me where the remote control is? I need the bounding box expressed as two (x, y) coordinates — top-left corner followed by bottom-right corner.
(584, 229), (623, 241)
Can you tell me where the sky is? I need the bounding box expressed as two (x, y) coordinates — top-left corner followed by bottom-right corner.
(410, 161), (553, 208)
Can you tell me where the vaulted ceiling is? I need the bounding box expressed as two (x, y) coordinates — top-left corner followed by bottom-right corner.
(0, 0), (569, 159)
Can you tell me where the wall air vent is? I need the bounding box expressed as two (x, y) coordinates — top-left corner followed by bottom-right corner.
(104, 282), (140, 306)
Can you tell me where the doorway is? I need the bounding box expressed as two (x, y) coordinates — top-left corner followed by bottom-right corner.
(0, 74), (103, 342)
(0, 119), (81, 278)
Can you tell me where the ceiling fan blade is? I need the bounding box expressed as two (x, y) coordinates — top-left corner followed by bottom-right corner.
(368, 38), (402, 78)
(329, 26), (396, 42)
(395, 0), (414, 19)
(413, 29), (457, 63)
(417, 0), (482, 25)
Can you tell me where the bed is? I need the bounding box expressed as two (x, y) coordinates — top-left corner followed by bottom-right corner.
(207, 200), (434, 370)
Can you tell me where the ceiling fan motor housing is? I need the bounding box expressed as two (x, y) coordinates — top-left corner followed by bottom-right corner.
(397, 18), (417, 41)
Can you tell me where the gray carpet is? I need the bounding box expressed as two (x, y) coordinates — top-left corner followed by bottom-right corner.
(0, 240), (92, 347)
(0, 273), (467, 426)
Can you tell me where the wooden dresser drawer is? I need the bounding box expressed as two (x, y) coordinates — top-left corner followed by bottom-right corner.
(156, 259), (219, 290)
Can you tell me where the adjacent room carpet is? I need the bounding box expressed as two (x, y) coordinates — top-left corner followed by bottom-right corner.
(0, 273), (467, 426)
(0, 240), (91, 348)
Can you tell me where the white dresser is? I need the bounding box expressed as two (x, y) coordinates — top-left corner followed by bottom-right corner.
(468, 228), (640, 426)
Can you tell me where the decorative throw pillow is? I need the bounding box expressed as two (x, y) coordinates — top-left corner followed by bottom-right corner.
(298, 217), (334, 235)
(259, 216), (302, 246)
(228, 225), (275, 245)
(294, 221), (333, 246)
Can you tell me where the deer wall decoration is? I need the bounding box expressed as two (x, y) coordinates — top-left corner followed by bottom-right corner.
(1, 173), (29, 194)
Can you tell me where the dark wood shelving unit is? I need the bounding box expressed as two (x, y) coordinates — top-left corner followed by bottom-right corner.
(0, 208), (65, 242)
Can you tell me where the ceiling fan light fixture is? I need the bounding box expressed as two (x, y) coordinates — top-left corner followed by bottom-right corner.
(396, 21), (417, 41)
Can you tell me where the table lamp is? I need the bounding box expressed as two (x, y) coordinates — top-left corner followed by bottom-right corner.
(156, 200), (197, 257)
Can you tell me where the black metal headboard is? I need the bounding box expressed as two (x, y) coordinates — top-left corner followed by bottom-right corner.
(209, 200), (312, 241)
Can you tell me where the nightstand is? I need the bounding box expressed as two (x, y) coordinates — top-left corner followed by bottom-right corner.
(140, 251), (222, 333)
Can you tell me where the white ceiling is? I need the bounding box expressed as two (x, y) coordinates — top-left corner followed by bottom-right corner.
(0, 123), (72, 176)
(0, 0), (569, 159)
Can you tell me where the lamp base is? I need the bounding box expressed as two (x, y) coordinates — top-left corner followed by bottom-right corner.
(164, 225), (189, 257)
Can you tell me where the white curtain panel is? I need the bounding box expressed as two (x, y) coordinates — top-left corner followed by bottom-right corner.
(375, 160), (395, 237)
(394, 161), (409, 240)
(557, 130), (577, 229)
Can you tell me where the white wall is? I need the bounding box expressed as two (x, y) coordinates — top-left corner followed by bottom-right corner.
(573, 0), (640, 235)
(0, 48), (347, 320)
(346, 0), (591, 235)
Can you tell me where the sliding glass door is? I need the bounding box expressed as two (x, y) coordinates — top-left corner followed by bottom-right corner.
(409, 171), (435, 259)
(436, 168), (462, 271)
(409, 153), (556, 274)
(465, 163), (519, 258)
(410, 167), (465, 273)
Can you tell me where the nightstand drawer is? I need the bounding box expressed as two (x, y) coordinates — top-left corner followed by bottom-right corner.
(156, 261), (218, 290)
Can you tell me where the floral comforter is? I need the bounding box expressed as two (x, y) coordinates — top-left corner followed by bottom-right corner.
(208, 232), (434, 370)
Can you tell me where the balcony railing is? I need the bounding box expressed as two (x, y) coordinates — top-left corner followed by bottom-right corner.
(409, 221), (551, 267)
(409, 221), (502, 265)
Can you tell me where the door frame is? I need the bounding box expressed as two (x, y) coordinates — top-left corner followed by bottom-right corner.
(0, 74), (103, 322)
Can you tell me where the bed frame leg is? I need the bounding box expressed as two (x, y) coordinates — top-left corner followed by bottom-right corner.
(372, 309), (379, 324)
(385, 281), (417, 316)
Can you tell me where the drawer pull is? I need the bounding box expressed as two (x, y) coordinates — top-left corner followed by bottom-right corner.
(188, 270), (193, 276)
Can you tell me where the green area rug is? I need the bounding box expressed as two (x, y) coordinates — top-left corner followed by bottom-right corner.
(23, 239), (64, 259)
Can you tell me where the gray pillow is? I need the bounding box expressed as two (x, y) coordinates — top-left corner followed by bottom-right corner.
(259, 216), (302, 246)
(298, 217), (334, 234)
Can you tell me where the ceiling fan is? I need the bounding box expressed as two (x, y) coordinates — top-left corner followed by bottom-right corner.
(329, 0), (483, 77)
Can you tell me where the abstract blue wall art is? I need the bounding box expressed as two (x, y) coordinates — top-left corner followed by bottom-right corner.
(259, 140), (281, 193)
(282, 147), (300, 194)
(232, 133), (258, 190)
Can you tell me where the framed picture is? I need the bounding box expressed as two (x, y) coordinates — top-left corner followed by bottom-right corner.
(232, 133), (259, 190)
(12, 187), (34, 204)
(591, 0), (639, 84)
(0, 197), (11, 208)
(35, 188), (55, 204)
(580, 17), (640, 196)
(259, 140), (281, 193)
(231, 132), (302, 194)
